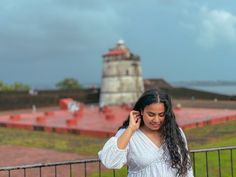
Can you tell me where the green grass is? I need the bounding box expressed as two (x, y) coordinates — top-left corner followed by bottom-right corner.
(89, 167), (128, 177)
(185, 120), (236, 149)
(0, 120), (236, 177)
(184, 121), (236, 177)
(0, 127), (107, 156)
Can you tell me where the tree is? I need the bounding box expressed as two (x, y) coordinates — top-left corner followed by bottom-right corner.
(56, 78), (82, 90)
(0, 81), (30, 91)
(11, 82), (31, 91)
(0, 81), (5, 91)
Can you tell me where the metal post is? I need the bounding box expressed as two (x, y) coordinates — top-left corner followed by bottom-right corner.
(193, 152), (196, 177)
(218, 150), (221, 177)
(69, 164), (72, 177)
(99, 161), (101, 177)
(54, 165), (57, 177)
(206, 151), (209, 177)
(230, 149), (234, 177)
(84, 162), (87, 177)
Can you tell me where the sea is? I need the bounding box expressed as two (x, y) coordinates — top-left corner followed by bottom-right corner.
(176, 85), (236, 96)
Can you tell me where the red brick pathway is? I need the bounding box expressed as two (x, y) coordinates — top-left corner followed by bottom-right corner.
(0, 145), (98, 177)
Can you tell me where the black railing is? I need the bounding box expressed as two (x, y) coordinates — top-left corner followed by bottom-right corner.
(0, 146), (235, 177)
(191, 146), (236, 177)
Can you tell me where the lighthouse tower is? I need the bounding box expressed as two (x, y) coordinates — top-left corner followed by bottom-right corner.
(99, 40), (144, 107)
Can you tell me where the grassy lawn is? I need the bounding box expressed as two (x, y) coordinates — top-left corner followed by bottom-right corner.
(185, 120), (236, 149)
(0, 120), (235, 177)
(184, 121), (236, 177)
(0, 127), (107, 156)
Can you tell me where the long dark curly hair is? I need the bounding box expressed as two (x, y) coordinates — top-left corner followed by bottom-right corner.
(119, 88), (192, 177)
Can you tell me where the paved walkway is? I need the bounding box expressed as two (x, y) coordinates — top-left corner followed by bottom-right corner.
(0, 145), (98, 177)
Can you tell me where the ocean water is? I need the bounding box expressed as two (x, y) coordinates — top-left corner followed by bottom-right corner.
(184, 85), (236, 96)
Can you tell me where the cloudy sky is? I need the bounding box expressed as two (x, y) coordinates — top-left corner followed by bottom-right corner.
(1, 0), (236, 88)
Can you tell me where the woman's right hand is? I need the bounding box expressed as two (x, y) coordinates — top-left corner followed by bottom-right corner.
(117, 110), (141, 149)
(128, 110), (141, 132)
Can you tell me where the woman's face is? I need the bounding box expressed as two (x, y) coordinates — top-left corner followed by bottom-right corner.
(141, 102), (165, 131)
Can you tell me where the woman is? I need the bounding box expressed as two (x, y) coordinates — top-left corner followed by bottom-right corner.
(98, 89), (194, 177)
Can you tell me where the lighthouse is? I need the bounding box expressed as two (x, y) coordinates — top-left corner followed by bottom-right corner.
(99, 40), (144, 107)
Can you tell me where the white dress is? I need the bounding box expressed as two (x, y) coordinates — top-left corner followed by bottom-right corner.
(98, 128), (194, 177)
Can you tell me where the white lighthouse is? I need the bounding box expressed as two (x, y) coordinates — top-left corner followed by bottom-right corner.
(99, 40), (144, 107)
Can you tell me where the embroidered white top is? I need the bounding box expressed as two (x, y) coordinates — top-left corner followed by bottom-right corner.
(98, 128), (194, 177)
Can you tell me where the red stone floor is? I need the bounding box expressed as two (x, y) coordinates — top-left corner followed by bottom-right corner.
(0, 105), (236, 137)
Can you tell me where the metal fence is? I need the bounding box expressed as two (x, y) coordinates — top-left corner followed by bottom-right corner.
(191, 146), (236, 177)
(0, 146), (235, 177)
